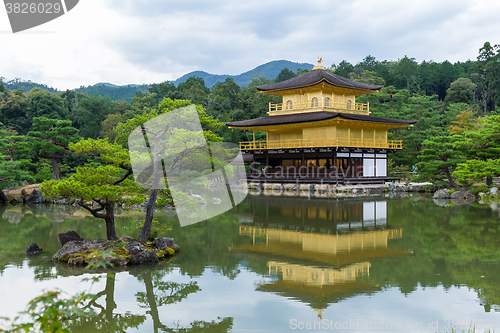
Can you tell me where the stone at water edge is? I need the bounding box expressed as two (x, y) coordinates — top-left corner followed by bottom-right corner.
(490, 187), (499, 197)
(58, 230), (83, 247)
(52, 239), (109, 261)
(432, 189), (450, 199)
(25, 243), (43, 255)
(124, 242), (159, 265)
(450, 191), (475, 202)
(11, 196), (23, 204)
(212, 197), (222, 204)
(52, 235), (178, 267)
(26, 189), (45, 204)
(154, 237), (180, 252)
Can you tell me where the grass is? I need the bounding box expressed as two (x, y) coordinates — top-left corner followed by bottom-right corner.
(4, 183), (42, 200)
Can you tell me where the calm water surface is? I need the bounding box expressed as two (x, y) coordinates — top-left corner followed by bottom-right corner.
(1, 194), (500, 332)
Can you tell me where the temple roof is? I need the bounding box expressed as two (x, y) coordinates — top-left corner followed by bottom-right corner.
(226, 111), (417, 128)
(256, 69), (383, 92)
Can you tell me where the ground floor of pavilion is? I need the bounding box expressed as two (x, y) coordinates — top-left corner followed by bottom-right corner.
(242, 146), (398, 184)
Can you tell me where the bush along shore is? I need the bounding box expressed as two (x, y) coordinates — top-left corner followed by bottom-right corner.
(5, 181), (500, 212)
(1, 184), (168, 210)
(477, 186), (500, 207)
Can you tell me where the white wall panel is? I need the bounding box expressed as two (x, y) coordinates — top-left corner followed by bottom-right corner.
(376, 159), (387, 177)
(363, 158), (375, 177)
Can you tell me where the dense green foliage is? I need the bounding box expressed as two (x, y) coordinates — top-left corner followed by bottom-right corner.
(0, 125), (34, 187)
(74, 83), (150, 103)
(41, 139), (144, 240)
(0, 290), (97, 332)
(2, 41), (500, 196)
(28, 117), (80, 180)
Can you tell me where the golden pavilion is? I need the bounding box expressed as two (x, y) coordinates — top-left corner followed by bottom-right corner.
(226, 62), (416, 183)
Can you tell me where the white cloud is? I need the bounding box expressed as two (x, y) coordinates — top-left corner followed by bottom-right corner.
(1, 0), (500, 90)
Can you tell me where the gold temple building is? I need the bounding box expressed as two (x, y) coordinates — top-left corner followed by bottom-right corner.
(226, 63), (416, 183)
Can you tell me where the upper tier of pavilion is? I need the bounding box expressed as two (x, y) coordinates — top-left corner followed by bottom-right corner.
(255, 67), (383, 116)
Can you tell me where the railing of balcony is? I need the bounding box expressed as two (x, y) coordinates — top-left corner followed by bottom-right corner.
(269, 99), (370, 116)
(239, 139), (403, 150)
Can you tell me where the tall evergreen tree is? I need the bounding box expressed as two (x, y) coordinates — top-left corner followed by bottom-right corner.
(454, 115), (500, 185)
(471, 42), (500, 114)
(416, 135), (464, 189)
(0, 124), (35, 202)
(41, 139), (143, 240)
(275, 68), (296, 83)
(28, 117), (80, 180)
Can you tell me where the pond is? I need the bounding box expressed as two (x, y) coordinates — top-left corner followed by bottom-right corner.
(1, 194), (500, 332)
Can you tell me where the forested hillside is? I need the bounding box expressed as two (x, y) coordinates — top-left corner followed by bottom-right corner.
(1, 77), (59, 94)
(1, 60), (315, 102)
(1, 41), (500, 191)
(173, 60), (315, 88)
(74, 83), (150, 102)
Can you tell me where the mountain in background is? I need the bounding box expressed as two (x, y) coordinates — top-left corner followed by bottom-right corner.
(1, 60), (314, 102)
(173, 60), (314, 88)
(0, 78), (59, 94)
(74, 83), (150, 101)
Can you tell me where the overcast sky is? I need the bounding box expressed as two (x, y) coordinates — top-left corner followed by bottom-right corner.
(1, 0), (500, 90)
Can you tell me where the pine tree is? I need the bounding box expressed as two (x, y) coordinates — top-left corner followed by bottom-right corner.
(28, 117), (80, 180)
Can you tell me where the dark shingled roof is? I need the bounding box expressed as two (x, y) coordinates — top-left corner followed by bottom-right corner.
(256, 69), (383, 92)
(226, 111), (417, 128)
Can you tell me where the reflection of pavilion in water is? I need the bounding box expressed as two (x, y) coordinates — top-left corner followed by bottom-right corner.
(230, 197), (412, 315)
(232, 195), (391, 233)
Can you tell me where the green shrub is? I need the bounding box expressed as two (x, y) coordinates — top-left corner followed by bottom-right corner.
(0, 290), (96, 332)
(469, 184), (490, 196)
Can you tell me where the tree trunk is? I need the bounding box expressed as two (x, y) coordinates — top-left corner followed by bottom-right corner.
(486, 177), (493, 186)
(105, 202), (117, 240)
(444, 167), (462, 190)
(78, 200), (117, 240)
(138, 132), (162, 243)
(484, 91), (488, 114)
(51, 157), (60, 180)
(137, 189), (158, 243)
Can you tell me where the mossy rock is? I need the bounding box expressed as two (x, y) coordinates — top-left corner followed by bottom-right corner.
(53, 236), (179, 268)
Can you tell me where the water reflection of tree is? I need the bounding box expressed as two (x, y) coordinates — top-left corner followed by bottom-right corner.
(0, 205), (54, 275)
(370, 197), (500, 310)
(136, 268), (200, 332)
(0, 205), (141, 274)
(159, 317), (233, 333)
(67, 273), (147, 332)
(60, 267), (233, 333)
(162, 213), (242, 279)
(133, 267), (233, 333)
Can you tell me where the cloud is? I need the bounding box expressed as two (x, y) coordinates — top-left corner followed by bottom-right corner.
(2, 0), (500, 89)
(100, 0), (491, 78)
